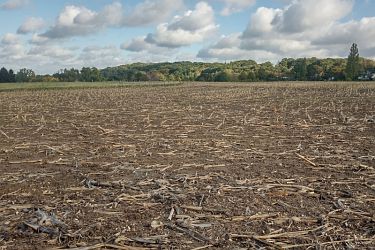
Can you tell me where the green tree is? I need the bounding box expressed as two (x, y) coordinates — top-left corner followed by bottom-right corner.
(238, 71), (248, 81)
(247, 71), (258, 81)
(258, 62), (274, 81)
(135, 71), (149, 81)
(214, 70), (232, 82)
(294, 58), (307, 80)
(8, 69), (16, 82)
(80, 67), (92, 82)
(16, 68), (35, 82)
(307, 64), (323, 81)
(0, 67), (9, 83)
(276, 58), (294, 80)
(345, 43), (360, 81)
(54, 68), (80, 82)
(197, 67), (222, 81)
(80, 67), (101, 82)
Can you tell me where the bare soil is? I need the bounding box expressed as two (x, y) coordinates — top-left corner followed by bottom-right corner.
(0, 82), (374, 249)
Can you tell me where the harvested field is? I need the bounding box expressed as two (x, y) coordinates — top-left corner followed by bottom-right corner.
(0, 82), (375, 249)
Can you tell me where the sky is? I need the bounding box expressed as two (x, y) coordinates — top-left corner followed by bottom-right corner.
(0, 0), (375, 74)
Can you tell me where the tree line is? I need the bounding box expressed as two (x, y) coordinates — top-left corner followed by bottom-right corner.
(1, 44), (374, 83)
(0, 68), (36, 83)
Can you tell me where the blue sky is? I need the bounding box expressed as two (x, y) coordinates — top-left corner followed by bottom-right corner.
(0, 0), (375, 74)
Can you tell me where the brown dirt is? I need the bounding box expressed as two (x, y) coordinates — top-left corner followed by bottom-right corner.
(0, 82), (374, 249)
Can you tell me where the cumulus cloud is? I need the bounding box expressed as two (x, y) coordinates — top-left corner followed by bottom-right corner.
(0, 31), (127, 73)
(24, 45), (125, 72)
(28, 45), (75, 60)
(42, 5), (99, 38)
(313, 17), (375, 47)
(1, 34), (76, 67)
(145, 2), (218, 48)
(121, 36), (176, 56)
(40, 0), (185, 39)
(74, 2), (123, 26)
(78, 46), (126, 68)
(0, 33), (27, 64)
(198, 0), (375, 61)
(121, 1), (218, 53)
(3, 0), (375, 74)
(121, 37), (154, 52)
(122, 0), (184, 26)
(0, 0), (28, 10)
(312, 17), (375, 58)
(198, 33), (279, 61)
(1, 39), (127, 73)
(272, 0), (353, 33)
(1, 33), (20, 44)
(29, 34), (50, 45)
(241, 38), (311, 54)
(243, 7), (281, 37)
(41, 2), (123, 39)
(17, 17), (45, 34)
(219, 0), (256, 16)
(243, 0), (353, 38)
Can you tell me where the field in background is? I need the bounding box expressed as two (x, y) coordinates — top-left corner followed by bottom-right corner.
(1, 81), (375, 92)
(0, 82), (374, 249)
(0, 81), (183, 91)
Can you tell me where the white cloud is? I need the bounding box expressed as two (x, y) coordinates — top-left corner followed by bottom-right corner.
(122, 0), (184, 26)
(1, 33), (20, 44)
(3, 0), (375, 74)
(219, 0), (256, 16)
(243, 0), (353, 38)
(121, 36), (167, 53)
(210, 33), (242, 49)
(241, 37), (311, 54)
(198, 0), (375, 61)
(313, 17), (375, 47)
(40, 0), (185, 39)
(121, 37), (151, 52)
(78, 46), (125, 68)
(74, 2), (123, 26)
(41, 2), (123, 39)
(0, 38), (127, 73)
(0, 35), (77, 72)
(0, 31), (125, 73)
(243, 7), (281, 37)
(42, 5), (98, 38)
(0, 0), (28, 10)
(29, 34), (49, 44)
(168, 2), (216, 31)
(28, 45), (75, 60)
(121, 1), (218, 54)
(121, 36), (177, 58)
(145, 23), (215, 48)
(0, 33), (27, 66)
(23, 45), (126, 72)
(311, 17), (375, 58)
(145, 2), (218, 48)
(17, 17), (45, 34)
(198, 33), (279, 61)
(272, 0), (353, 33)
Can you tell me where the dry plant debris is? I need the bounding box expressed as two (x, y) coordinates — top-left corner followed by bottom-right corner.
(0, 82), (375, 249)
